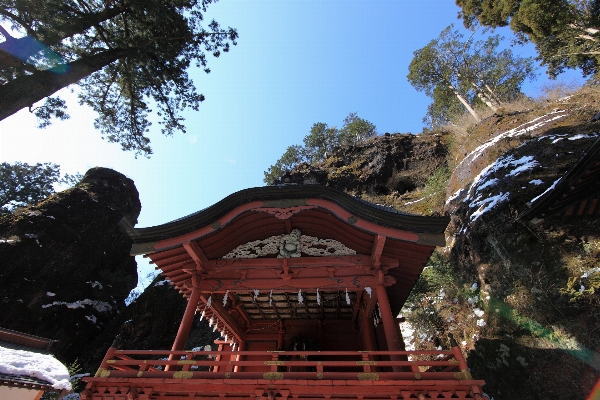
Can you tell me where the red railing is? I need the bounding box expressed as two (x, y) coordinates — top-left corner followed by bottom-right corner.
(91, 347), (474, 381)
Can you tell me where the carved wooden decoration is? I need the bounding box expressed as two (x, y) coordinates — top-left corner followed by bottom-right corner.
(222, 229), (357, 259)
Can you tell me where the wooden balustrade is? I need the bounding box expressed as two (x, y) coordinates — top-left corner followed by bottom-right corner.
(92, 349), (472, 381)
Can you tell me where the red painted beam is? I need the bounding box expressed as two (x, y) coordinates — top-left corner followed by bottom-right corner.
(183, 241), (209, 274)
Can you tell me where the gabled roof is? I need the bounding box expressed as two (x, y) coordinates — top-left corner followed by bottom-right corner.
(122, 185), (449, 318)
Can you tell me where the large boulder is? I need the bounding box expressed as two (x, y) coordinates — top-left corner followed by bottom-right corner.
(0, 167), (141, 363)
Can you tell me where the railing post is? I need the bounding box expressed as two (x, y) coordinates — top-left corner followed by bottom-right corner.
(448, 333), (473, 380)
(94, 335), (120, 377)
(234, 340), (244, 372)
(361, 353), (371, 373)
(214, 342), (224, 372)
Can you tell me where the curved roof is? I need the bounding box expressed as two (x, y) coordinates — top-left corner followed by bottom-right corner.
(122, 185), (449, 317)
(123, 185), (449, 254)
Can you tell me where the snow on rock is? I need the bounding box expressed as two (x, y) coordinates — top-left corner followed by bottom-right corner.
(153, 279), (171, 287)
(529, 179), (543, 185)
(470, 193), (510, 222)
(529, 177), (562, 205)
(455, 110), (568, 175)
(455, 151), (545, 222)
(87, 281), (103, 290)
(85, 315), (97, 324)
(0, 344), (72, 390)
(42, 299), (113, 313)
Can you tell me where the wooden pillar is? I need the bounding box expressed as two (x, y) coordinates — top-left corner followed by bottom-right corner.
(166, 288), (201, 370)
(234, 340), (244, 372)
(375, 283), (402, 372)
(361, 308), (376, 352)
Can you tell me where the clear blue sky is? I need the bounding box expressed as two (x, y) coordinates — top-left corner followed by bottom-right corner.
(0, 0), (584, 291)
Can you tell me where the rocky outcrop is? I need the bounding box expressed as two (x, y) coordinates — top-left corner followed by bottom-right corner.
(0, 167), (141, 363)
(280, 132), (447, 196)
(445, 131), (600, 399)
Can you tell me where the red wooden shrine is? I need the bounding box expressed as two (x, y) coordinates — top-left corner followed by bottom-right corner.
(82, 186), (485, 400)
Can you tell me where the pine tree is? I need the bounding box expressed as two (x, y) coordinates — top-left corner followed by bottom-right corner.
(456, 0), (600, 78)
(407, 25), (536, 127)
(0, 0), (238, 156)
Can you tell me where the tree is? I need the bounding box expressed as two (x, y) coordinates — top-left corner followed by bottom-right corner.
(0, 162), (83, 213)
(338, 112), (377, 146)
(456, 0), (600, 78)
(407, 25), (536, 127)
(263, 145), (306, 186)
(302, 122), (338, 161)
(263, 113), (377, 185)
(0, 0), (238, 156)
(0, 162), (60, 213)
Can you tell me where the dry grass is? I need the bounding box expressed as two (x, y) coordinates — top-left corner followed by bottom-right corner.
(443, 82), (589, 171)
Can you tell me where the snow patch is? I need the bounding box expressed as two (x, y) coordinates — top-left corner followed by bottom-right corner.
(0, 344), (72, 390)
(455, 110), (567, 175)
(506, 156), (539, 176)
(85, 315), (97, 324)
(42, 299), (113, 313)
(153, 280), (171, 287)
(46, 292), (55, 297)
(529, 179), (543, 185)
(529, 177), (562, 205)
(87, 281), (103, 290)
(470, 192), (510, 222)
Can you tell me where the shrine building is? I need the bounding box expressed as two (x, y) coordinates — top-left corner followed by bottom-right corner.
(82, 185), (485, 400)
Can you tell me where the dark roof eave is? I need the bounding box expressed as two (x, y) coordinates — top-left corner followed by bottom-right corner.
(123, 185), (449, 245)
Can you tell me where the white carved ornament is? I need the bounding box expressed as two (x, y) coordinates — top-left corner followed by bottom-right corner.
(222, 229), (356, 259)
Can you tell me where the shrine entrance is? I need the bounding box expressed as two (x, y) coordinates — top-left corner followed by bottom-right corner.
(83, 185), (485, 400)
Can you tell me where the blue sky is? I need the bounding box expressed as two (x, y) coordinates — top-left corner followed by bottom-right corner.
(0, 0), (585, 291)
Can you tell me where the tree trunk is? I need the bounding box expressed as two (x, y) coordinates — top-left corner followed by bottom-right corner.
(476, 91), (499, 111)
(0, 48), (130, 121)
(470, 81), (499, 111)
(448, 83), (480, 122)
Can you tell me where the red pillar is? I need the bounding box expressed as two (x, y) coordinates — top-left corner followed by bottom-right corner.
(166, 288), (201, 370)
(361, 308), (376, 352)
(375, 284), (402, 372)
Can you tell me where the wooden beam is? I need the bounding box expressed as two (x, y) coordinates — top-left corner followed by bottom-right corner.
(187, 275), (379, 293)
(371, 235), (386, 270)
(183, 241), (209, 273)
(207, 255), (398, 269)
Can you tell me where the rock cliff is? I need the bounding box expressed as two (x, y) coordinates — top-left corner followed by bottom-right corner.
(0, 167), (141, 363)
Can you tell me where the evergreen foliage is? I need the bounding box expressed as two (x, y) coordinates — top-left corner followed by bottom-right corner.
(0, 0), (238, 156)
(456, 0), (600, 78)
(407, 25), (536, 127)
(263, 113), (376, 185)
(0, 161), (61, 213)
(0, 162), (82, 213)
